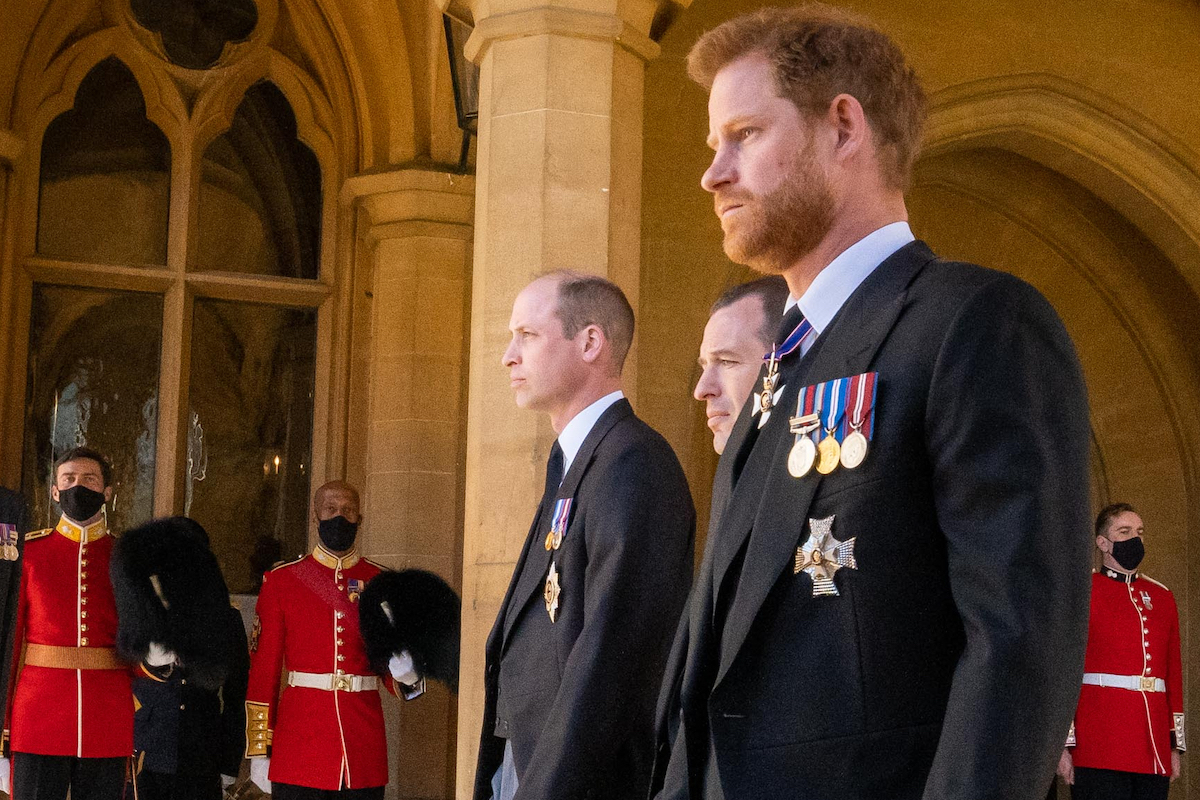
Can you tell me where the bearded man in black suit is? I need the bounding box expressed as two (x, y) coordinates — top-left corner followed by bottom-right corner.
(651, 6), (1092, 800)
(474, 271), (695, 800)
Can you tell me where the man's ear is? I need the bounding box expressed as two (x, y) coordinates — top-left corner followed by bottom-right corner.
(579, 324), (606, 364)
(104, 486), (114, 504)
(1096, 535), (1111, 553)
(50, 484), (60, 503)
(826, 93), (869, 158)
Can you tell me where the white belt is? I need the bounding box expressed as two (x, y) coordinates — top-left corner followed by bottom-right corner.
(287, 671), (379, 692)
(1082, 672), (1165, 692)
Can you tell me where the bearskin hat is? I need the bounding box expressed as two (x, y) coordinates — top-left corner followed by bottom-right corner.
(110, 516), (234, 691)
(359, 569), (460, 692)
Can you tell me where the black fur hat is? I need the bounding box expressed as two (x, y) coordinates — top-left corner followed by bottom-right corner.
(110, 516), (233, 691)
(359, 569), (460, 692)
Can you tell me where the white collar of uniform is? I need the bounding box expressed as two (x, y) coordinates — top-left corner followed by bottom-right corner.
(784, 221), (915, 333)
(557, 390), (624, 477)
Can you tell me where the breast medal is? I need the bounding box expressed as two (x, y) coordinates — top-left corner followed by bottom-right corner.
(793, 515), (858, 596)
(840, 372), (876, 470)
(544, 562), (561, 622)
(0, 524), (16, 561)
(544, 498), (572, 551)
(788, 437), (817, 478)
(788, 403), (820, 478)
(815, 378), (845, 475)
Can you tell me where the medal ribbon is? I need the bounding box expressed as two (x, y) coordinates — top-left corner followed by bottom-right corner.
(551, 498), (572, 538)
(763, 315), (814, 363)
(793, 383), (820, 443)
(845, 372), (878, 439)
(821, 378), (848, 437)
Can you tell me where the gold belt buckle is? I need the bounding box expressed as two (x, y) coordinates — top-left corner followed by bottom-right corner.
(333, 674), (352, 692)
(1141, 676), (1157, 692)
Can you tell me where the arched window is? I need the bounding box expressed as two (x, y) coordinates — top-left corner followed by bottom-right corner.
(22, 43), (328, 593)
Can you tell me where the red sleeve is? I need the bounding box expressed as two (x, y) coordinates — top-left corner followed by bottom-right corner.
(245, 570), (286, 756)
(1168, 592), (1183, 716)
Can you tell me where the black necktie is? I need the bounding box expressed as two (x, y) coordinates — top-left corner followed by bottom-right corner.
(543, 442), (564, 501)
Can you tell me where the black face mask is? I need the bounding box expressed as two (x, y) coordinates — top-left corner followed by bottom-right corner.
(318, 516), (358, 552)
(58, 485), (106, 523)
(1109, 536), (1145, 572)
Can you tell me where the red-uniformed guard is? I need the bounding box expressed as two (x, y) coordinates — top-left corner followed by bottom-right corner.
(1, 447), (133, 800)
(1058, 503), (1184, 800)
(245, 481), (423, 800)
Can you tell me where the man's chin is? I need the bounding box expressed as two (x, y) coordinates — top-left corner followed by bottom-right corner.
(723, 236), (785, 276)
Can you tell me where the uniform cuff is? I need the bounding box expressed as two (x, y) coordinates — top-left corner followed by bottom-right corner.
(1065, 721), (1076, 748)
(245, 701), (272, 757)
(1175, 713), (1186, 752)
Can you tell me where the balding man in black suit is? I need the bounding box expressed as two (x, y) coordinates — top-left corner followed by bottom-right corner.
(475, 271), (695, 800)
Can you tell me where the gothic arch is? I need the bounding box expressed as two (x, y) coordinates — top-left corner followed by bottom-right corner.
(925, 73), (1200, 295)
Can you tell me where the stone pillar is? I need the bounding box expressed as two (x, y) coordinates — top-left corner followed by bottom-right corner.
(0, 129), (22, 485)
(454, 2), (666, 795)
(343, 167), (475, 800)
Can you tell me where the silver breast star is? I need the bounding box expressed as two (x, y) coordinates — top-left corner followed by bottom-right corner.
(794, 515), (857, 596)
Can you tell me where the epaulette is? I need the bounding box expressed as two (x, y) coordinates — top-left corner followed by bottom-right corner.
(23, 528), (52, 542)
(1141, 574), (1171, 592)
(365, 558), (389, 572)
(269, 554), (306, 572)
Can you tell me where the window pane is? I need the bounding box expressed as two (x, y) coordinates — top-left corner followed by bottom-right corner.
(197, 82), (322, 279)
(187, 299), (316, 594)
(37, 57), (171, 266)
(22, 285), (162, 532)
(130, 0), (258, 70)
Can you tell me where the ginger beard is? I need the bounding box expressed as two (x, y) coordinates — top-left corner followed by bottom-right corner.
(717, 135), (835, 275)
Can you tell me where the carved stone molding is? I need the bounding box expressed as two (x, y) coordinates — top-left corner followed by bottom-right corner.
(925, 73), (1200, 293)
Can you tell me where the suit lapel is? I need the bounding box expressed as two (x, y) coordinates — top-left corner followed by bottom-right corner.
(713, 242), (936, 685)
(500, 399), (633, 650)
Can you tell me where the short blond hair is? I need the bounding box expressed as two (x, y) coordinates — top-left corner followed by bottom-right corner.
(688, 4), (926, 190)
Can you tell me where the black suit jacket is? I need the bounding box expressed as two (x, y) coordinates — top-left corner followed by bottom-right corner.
(652, 242), (1092, 800)
(475, 399), (695, 800)
(0, 487), (26, 731)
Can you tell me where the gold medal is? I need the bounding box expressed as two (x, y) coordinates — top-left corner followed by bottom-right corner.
(840, 429), (869, 469)
(788, 436), (817, 478)
(815, 433), (841, 474)
(544, 531), (554, 551)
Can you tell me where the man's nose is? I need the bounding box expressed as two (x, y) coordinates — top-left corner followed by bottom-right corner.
(701, 147), (735, 193)
(694, 367), (719, 400)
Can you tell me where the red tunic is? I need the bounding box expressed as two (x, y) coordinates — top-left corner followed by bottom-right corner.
(1071, 569), (1184, 775)
(4, 517), (133, 757)
(246, 548), (398, 790)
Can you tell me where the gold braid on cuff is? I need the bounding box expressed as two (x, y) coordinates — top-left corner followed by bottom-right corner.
(245, 701), (272, 757)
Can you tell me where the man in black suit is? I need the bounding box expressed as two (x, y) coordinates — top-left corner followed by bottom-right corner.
(475, 271), (695, 800)
(652, 7), (1092, 800)
(0, 486), (26, 741)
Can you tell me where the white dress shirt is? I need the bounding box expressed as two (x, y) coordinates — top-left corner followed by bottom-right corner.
(557, 390), (624, 477)
(785, 221), (915, 355)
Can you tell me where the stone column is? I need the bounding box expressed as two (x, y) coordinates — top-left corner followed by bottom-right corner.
(0, 130), (23, 484)
(343, 167), (475, 800)
(453, 2), (669, 794)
